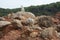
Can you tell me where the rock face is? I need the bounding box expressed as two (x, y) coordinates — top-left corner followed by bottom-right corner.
(0, 7), (60, 40)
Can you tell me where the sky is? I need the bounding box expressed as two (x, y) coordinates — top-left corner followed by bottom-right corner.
(0, 0), (60, 9)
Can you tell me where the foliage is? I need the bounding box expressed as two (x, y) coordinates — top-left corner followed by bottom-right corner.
(0, 2), (60, 16)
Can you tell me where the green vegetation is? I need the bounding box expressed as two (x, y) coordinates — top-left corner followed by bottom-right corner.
(0, 2), (60, 16)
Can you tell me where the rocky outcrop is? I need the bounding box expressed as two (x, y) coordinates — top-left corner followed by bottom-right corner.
(0, 9), (60, 40)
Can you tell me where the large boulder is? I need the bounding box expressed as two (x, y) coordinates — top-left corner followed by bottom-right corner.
(16, 12), (35, 19)
(37, 15), (54, 28)
(0, 21), (11, 27)
(40, 27), (58, 40)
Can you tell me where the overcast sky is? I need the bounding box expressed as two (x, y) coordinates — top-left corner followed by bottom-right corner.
(0, 0), (60, 9)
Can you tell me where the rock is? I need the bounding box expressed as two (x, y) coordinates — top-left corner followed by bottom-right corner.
(26, 18), (34, 25)
(40, 27), (57, 39)
(12, 19), (23, 27)
(16, 12), (35, 19)
(37, 15), (54, 28)
(30, 31), (38, 37)
(0, 21), (11, 27)
(56, 24), (60, 32)
(0, 17), (5, 21)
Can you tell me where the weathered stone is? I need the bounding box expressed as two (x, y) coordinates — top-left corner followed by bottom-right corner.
(0, 21), (11, 27)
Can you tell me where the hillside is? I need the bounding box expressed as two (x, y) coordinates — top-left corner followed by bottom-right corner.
(0, 2), (60, 40)
(0, 2), (60, 16)
(0, 9), (60, 40)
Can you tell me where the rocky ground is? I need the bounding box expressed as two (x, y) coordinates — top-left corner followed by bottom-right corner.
(0, 11), (60, 40)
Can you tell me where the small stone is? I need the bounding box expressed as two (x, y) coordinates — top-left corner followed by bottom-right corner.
(30, 32), (38, 37)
